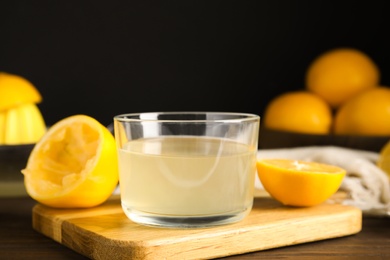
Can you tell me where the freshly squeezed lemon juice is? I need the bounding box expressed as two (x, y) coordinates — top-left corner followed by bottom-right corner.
(118, 136), (257, 224)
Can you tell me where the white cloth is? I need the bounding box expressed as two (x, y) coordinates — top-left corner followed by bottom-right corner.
(256, 146), (390, 217)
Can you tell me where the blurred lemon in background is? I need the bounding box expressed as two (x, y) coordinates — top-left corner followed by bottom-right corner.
(377, 139), (390, 179)
(0, 72), (46, 145)
(333, 87), (390, 136)
(0, 72), (42, 111)
(306, 48), (380, 108)
(21, 114), (119, 208)
(263, 91), (332, 134)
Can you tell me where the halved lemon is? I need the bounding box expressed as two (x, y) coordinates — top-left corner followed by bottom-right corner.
(21, 114), (119, 208)
(257, 159), (346, 207)
(0, 72), (42, 111)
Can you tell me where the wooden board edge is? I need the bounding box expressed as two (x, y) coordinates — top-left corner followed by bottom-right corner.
(143, 206), (363, 259)
(32, 204), (63, 242)
(56, 204), (362, 259)
(32, 200), (123, 243)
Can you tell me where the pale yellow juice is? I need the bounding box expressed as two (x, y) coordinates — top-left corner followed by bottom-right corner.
(118, 136), (257, 217)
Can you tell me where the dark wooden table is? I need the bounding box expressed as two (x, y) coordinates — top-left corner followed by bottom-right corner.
(1, 196), (390, 259)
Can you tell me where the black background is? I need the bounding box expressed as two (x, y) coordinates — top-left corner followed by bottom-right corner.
(1, 0), (389, 127)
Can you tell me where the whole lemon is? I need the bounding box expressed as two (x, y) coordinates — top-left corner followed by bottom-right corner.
(333, 87), (390, 136)
(306, 48), (380, 108)
(263, 91), (332, 134)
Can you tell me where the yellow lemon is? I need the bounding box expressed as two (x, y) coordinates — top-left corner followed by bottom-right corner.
(0, 72), (42, 111)
(306, 48), (379, 108)
(333, 87), (390, 136)
(21, 114), (119, 208)
(376, 140), (390, 179)
(257, 159), (346, 207)
(263, 91), (332, 134)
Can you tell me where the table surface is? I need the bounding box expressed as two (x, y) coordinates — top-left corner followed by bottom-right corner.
(1, 196), (390, 260)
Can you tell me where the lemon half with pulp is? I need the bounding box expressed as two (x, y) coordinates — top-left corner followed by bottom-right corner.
(21, 114), (119, 208)
(257, 159), (346, 207)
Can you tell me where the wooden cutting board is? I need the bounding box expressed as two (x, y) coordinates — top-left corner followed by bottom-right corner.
(32, 191), (362, 260)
